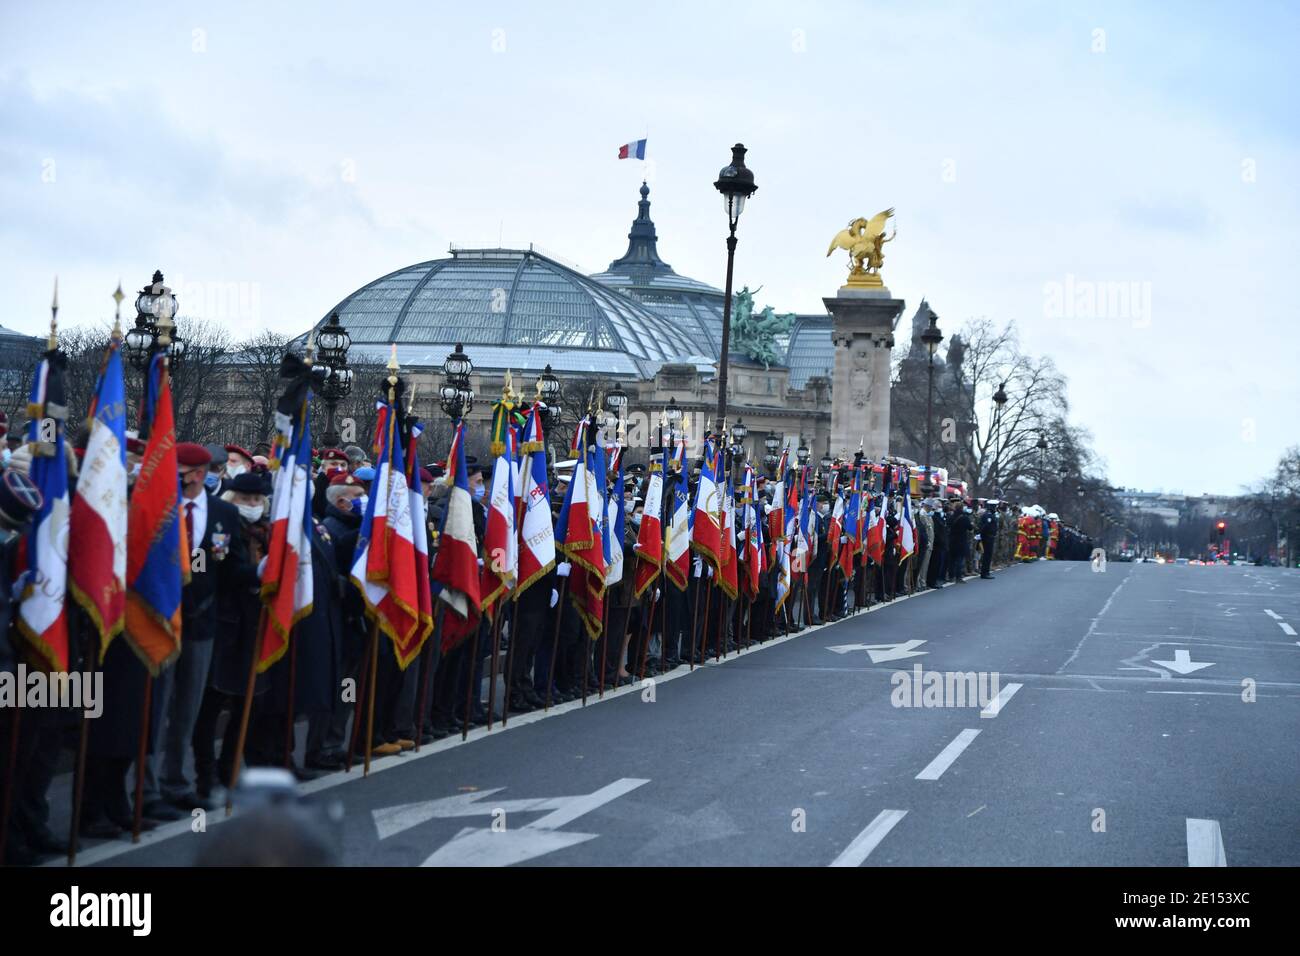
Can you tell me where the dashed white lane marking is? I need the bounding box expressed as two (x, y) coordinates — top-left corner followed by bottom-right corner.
(829, 809), (909, 867)
(979, 682), (1023, 718)
(1186, 818), (1227, 867)
(1058, 568), (1132, 673)
(1280, 623), (1297, 636)
(1264, 610), (1282, 620)
(916, 729), (981, 780)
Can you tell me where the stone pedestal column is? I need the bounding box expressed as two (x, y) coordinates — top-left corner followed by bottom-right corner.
(823, 287), (905, 461)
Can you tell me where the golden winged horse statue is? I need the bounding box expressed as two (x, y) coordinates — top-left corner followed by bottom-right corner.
(826, 208), (896, 286)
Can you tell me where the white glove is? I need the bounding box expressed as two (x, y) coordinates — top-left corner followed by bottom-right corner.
(556, 561), (572, 578)
(707, 565), (714, 578)
(476, 557), (484, 568)
(840, 535), (848, 543)
(257, 556), (267, 577)
(654, 587), (661, 602)
(632, 541), (642, 551)
(974, 535), (981, 542)
(693, 555), (702, 577)
(550, 588), (559, 608)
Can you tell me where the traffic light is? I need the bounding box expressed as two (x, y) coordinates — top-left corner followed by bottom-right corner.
(1216, 521), (1226, 536)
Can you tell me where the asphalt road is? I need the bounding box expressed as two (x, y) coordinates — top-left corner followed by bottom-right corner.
(72, 560), (1300, 867)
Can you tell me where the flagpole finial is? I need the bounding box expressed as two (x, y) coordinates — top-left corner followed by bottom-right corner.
(48, 275), (59, 349)
(111, 281), (124, 339)
(503, 368), (514, 403)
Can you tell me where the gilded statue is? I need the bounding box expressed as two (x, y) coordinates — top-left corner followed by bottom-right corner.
(826, 208), (896, 287)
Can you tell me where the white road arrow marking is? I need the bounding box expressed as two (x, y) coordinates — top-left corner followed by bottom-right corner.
(1186, 818), (1227, 867)
(404, 778), (649, 867)
(372, 789), (571, 840)
(829, 809), (908, 867)
(1151, 649), (1215, 675)
(825, 639), (928, 663)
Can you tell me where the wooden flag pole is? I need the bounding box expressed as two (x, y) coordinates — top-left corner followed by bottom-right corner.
(460, 627), (476, 741)
(345, 624), (372, 773)
(486, 607), (503, 729)
(229, 605), (270, 814)
(597, 597), (609, 698)
(363, 619), (380, 770)
(0, 706), (21, 863)
(132, 675), (152, 839)
(283, 623), (298, 769)
(68, 631), (98, 865)
(544, 575), (568, 711)
(414, 606), (445, 751)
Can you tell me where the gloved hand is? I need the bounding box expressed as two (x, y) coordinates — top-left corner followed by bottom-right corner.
(840, 535), (848, 543)
(550, 589), (559, 608)
(632, 541), (642, 551)
(653, 587), (661, 602)
(476, 557), (484, 568)
(556, 561), (571, 577)
(707, 565), (714, 578)
(693, 555), (702, 577)
(257, 556), (267, 577)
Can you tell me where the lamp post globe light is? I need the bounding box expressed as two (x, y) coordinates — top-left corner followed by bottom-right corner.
(1036, 434), (1049, 489)
(536, 363), (562, 430)
(315, 312), (353, 448)
(763, 432), (781, 477)
(919, 311), (944, 494)
(604, 381), (629, 432)
(439, 342), (474, 421)
(712, 143), (757, 429)
(126, 269), (179, 371)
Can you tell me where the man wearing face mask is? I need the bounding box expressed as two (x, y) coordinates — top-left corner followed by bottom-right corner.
(139, 443), (254, 819)
(195, 471), (274, 784)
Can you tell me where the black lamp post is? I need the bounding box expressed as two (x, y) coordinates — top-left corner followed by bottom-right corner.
(763, 433), (781, 478)
(536, 363), (562, 431)
(988, 380), (1007, 494)
(439, 343), (474, 421)
(712, 143), (757, 428)
(796, 435), (810, 468)
(920, 311), (944, 494)
(1036, 434), (1049, 492)
(315, 312), (353, 447)
(125, 270), (181, 376)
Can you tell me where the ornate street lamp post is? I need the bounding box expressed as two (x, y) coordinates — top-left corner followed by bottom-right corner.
(763, 433), (781, 478)
(125, 270), (183, 395)
(1036, 434), (1049, 493)
(988, 380), (1007, 495)
(796, 436), (810, 468)
(920, 311), (944, 494)
(712, 143), (758, 428)
(315, 312), (353, 448)
(439, 343), (475, 421)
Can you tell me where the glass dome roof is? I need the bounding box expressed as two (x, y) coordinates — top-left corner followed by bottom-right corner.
(311, 247), (702, 379)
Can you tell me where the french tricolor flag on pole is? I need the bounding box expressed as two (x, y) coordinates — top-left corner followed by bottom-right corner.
(618, 138), (647, 160)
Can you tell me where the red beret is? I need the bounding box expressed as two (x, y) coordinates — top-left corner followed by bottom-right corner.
(224, 444), (254, 463)
(321, 448), (348, 462)
(419, 467), (434, 483)
(176, 442), (212, 467)
(329, 471), (362, 488)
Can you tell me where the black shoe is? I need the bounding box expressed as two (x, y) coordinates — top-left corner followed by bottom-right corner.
(79, 819), (124, 841)
(980, 573), (993, 579)
(429, 722), (452, 739)
(305, 752), (346, 772)
(524, 689), (547, 708)
(166, 791), (211, 812)
(508, 693), (536, 714)
(143, 799), (185, 822)
(28, 830), (71, 856)
(291, 765), (327, 782)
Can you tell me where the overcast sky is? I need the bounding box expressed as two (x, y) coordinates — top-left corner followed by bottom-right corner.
(2, 1), (1296, 493)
